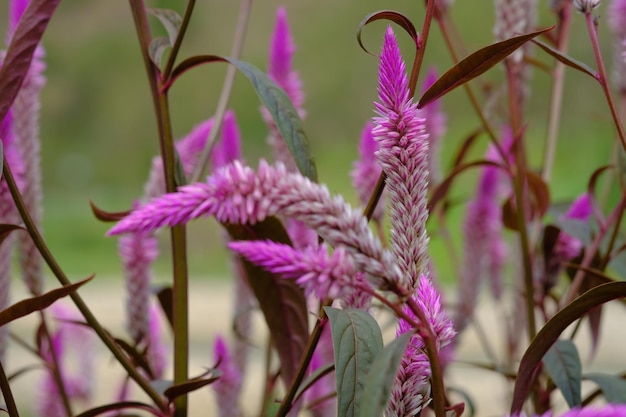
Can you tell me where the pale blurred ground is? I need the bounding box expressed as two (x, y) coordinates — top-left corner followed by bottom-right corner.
(5, 279), (626, 417)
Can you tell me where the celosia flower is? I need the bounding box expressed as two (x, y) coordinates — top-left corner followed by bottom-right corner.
(9, 0), (47, 295)
(574, 0), (601, 12)
(456, 140), (509, 333)
(372, 26), (430, 290)
(262, 6), (305, 175)
(229, 240), (372, 302)
(212, 335), (242, 417)
(146, 303), (168, 379)
(351, 122), (385, 223)
(108, 160), (403, 290)
(211, 110), (242, 170)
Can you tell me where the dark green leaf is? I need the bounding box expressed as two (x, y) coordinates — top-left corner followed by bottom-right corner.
(418, 27), (554, 108)
(294, 363), (334, 403)
(532, 39), (598, 80)
(0, 276), (93, 327)
(584, 373), (626, 403)
(148, 36), (171, 67)
(511, 282), (626, 414)
(168, 55), (317, 181)
(356, 10), (419, 56)
(324, 307), (384, 417)
(359, 332), (412, 417)
(226, 217), (309, 386)
(74, 402), (163, 417)
(146, 8), (181, 45)
(542, 339), (582, 408)
(0, 0), (62, 124)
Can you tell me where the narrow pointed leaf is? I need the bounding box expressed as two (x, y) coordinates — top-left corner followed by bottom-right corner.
(532, 39), (598, 80)
(75, 402), (163, 417)
(584, 373), (626, 403)
(168, 55), (317, 181)
(359, 332), (412, 417)
(226, 217), (308, 386)
(357, 10), (419, 56)
(89, 200), (131, 222)
(294, 363), (335, 403)
(155, 286), (174, 329)
(542, 339), (582, 408)
(163, 371), (222, 403)
(526, 170), (551, 219)
(512, 282), (626, 413)
(148, 36), (171, 67)
(324, 307), (384, 417)
(146, 8), (181, 45)
(586, 305), (602, 359)
(0, 276), (93, 327)
(0, 0), (62, 123)
(418, 27), (554, 108)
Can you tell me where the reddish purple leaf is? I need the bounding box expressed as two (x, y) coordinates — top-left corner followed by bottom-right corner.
(0, 276), (93, 327)
(74, 402), (163, 417)
(0, 224), (25, 246)
(418, 26), (554, 108)
(532, 38), (598, 80)
(89, 200), (131, 222)
(0, 0), (62, 123)
(163, 371), (221, 403)
(356, 10), (419, 56)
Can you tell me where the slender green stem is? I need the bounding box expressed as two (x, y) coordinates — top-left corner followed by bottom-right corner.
(162, 0), (197, 80)
(2, 157), (168, 411)
(0, 359), (19, 417)
(275, 301), (330, 417)
(190, 0), (253, 183)
(584, 12), (626, 151)
(542, 2), (573, 182)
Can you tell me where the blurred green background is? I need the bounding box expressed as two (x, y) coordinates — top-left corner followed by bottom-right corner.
(2, 1), (621, 284)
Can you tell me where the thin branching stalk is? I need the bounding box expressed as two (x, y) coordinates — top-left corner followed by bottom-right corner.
(162, 0), (197, 80)
(0, 359), (19, 417)
(190, 0), (252, 183)
(2, 156), (168, 411)
(584, 11), (626, 151)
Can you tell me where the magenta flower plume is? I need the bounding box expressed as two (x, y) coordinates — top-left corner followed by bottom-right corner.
(351, 122), (385, 223)
(264, 6), (305, 173)
(420, 68), (447, 186)
(456, 133), (511, 333)
(109, 160), (403, 290)
(9, 0), (29, 35)
(609, 0), (626, 92)
(212, 335), (242, 417)
(146, 303), (169, 379)
(372, 26), (430, 289)
(229, 240), (371, 302)
(211, 110), (242, 170)
(118, 204), (159, 343)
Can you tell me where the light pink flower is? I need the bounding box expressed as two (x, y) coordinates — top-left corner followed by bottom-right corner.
(372, 26), (430, 290)
(212, 336), (242, 417)
(146, 303), (168, 379)
(211, 110), (242, 170)
(108, 160), (403, 290)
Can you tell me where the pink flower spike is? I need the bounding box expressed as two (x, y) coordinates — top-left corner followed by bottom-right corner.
(212, 110), (242, 170)
(564, 192), (593, 220)
(372, 26), (430, 289)
(212, 335), (242, 417)
(351, 122), (385, 222)
(268, 6), (304, 111)
(147, 303), (169, 379)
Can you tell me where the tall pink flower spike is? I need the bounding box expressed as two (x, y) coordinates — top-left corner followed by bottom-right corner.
(9, 0), (48, 296)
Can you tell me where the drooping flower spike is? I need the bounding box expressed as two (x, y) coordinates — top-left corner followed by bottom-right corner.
(109, 160), (403, 291)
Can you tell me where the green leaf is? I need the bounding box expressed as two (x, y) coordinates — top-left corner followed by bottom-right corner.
(0, 276), (93, 327)
(511, 282), (626, 414)
(532, 39), (598, 80)
(148, 36), (171, 67)
(418, 26), (554, 108)
(359, 332), (412, 417)
(147, 8), (182, 46)
(542, 339), (582, 408)
(226, 218), (309, 386)
(168, 55), (317, 182)
(0, 0), (62, 124)
(584, 373), (626, 404)
(356, 10), (419, 56)
(324, 307), (384, 417)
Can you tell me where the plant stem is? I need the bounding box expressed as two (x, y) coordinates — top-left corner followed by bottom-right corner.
(2, 157), (168, 411)
(542, 1), (573, 182)
(190, 0), (252, 183)
(0, 358), (19, 417)
(584, 12), (626, 152)
(162, 0), (197, 79)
